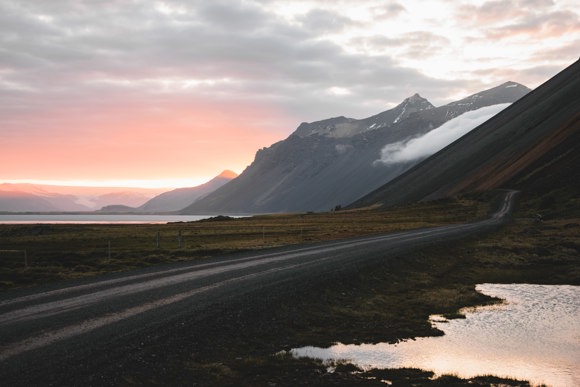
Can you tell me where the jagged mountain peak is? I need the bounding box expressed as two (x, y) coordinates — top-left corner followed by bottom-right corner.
(293, 116), (355, 138)
(436, 81), (532, 121)
(361, 93), (434, 130)
(390, 93), (435, 124)
(294, 94), (435, 139)
(448, 82), (531, 106)
(401, 93), (433, 107)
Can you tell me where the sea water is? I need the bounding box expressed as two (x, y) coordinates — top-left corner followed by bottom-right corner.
(0, 214), (213, 224)
(291, 284), (580, 387)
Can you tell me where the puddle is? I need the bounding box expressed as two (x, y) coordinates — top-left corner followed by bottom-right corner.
(290, 284), (580, 387)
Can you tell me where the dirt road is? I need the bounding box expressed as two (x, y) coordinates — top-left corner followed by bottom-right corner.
(0, 191), (517, 386)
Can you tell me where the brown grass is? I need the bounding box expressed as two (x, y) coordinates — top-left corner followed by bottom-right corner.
(0, 196), (490, 290)
(3, 191), (578, 385)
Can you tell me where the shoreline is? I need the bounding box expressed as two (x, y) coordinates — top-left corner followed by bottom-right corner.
(75, 217), (579, 386)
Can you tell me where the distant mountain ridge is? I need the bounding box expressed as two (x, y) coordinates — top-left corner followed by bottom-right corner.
(293, 93), (435, 139)
(0, 189), (59, 212)
(0, 171), (238, 213)
(0, 184), (164, 212)
(182, 81), (530, 214)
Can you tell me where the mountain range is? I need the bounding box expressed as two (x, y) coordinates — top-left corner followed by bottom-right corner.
(351, 58), (580, 213)
(0, 184), (165, 213)
(182, 82), (530, 214)
(0, 171), (237, 213)
(6, 58), (576, 216)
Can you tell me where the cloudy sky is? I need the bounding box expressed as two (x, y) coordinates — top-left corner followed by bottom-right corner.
(1, 0), (578, 188)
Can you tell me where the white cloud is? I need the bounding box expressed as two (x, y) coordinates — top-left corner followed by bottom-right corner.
(326, 86), (352, 96)
(375, 103), (510, 165)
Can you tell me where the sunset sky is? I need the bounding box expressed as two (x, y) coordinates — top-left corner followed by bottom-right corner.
(1, 0), (579, 188)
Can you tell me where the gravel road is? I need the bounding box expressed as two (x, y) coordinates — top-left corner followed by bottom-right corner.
(0, 190), (516, 386)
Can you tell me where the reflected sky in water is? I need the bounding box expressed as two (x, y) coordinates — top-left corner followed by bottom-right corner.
(291, 284), (580, 387)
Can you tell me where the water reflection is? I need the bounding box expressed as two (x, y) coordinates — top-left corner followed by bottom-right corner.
(291, 284), (580, 387)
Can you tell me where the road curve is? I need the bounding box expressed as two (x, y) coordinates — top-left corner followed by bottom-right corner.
(0, 190), (517, 383)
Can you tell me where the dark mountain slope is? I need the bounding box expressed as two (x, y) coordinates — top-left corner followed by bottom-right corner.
(137, 170), (237, 213)
(183, 83), (529, 214)
(506, 113), (580, 218)
(350, 59), (580, 210)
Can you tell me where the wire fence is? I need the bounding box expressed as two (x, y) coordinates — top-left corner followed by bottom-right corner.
(0, 249), (28, 268)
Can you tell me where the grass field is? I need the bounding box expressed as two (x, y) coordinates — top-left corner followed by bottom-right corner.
(107, 200), (579, 386)
(0, 195), (490, 290)
(138, 197), (578, 386)
(2, 191), (578, 385)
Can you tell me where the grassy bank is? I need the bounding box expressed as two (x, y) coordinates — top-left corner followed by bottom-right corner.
(0, 196), (489, 290)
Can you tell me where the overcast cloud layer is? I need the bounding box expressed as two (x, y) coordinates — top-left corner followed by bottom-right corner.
(1, 0), (579, 186)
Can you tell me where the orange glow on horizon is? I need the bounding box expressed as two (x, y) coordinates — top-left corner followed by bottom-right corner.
(1, 178), (214, 190)
(1, 97), (294, 189)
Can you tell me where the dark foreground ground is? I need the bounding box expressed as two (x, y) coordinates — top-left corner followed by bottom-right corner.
(114, 218), (577, 387)
(1, 194), (578, 386)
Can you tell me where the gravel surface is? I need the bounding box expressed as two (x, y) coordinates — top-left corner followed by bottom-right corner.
(0, 192), (516, 386)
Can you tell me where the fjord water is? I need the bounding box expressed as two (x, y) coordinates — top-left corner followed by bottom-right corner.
(0, 214), (212, 224)
(291, 284), (580, 387)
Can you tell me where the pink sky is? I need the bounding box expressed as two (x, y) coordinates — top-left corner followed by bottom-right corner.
(3, 93), (291, 187)
(1, 0), (578, 188)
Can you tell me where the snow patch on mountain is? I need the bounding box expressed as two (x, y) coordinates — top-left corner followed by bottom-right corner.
(295, 93), (435, 139)
(393, 93), (434, 124)
(375, 103), (511, 165)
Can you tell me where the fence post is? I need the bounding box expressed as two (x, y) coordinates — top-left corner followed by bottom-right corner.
(0, 250), (29, 268)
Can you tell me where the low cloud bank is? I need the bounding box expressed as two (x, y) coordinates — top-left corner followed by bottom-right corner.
(375, 103), (510, 165)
